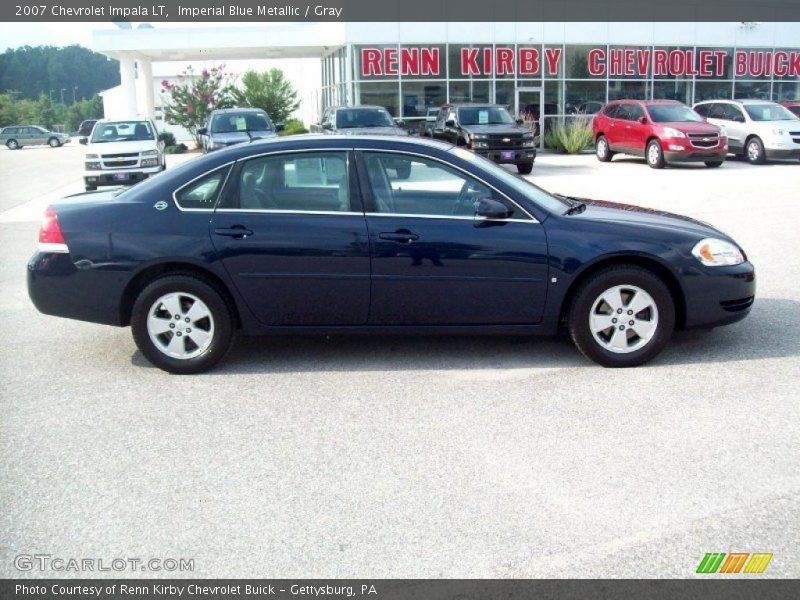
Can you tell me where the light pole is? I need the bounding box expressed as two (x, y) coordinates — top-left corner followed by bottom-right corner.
(72, 86), (78, 103)
(60, 88), (66, 104)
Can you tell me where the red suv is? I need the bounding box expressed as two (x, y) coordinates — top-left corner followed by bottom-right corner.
(592, 100), (728, 169)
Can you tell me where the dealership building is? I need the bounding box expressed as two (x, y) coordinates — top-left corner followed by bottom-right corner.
(94, 21), (800, 142)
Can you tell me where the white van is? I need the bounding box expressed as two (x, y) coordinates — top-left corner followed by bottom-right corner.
(82, 118), (165, 191)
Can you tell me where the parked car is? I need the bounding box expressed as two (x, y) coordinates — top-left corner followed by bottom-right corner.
(198, 108), (281, 153)
(1, 125), (70, 149)
(593, 100), (728, 169)
(28, 135), (754, 374)
(78, 119), (98, 138)
(420, 107), (441, 137)
(781, 101), (800, 118)
(310, 105), (407, 136)
(431, 103), (536, 174)
(693, 99), (800, 164)
(81, 118), (165, 191)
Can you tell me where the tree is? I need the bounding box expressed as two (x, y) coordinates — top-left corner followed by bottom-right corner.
(161, 65), (236, 144)
(233, 68), (300, 125)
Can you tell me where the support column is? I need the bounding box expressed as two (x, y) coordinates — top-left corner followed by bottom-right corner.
(119, 54), (138, 117)
(137, 58), (155, 120)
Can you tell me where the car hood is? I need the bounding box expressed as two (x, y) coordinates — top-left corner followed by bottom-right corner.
(569, 198), (724, 239)
(86, 140), (158, 154)
(658, 121), (720, 134)
(210, 130), (277, 144)
(461, 125), (530, 135)
(337, 127), (408, 135)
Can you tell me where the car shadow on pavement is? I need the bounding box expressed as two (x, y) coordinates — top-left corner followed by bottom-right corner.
(129, 297), (799, 373)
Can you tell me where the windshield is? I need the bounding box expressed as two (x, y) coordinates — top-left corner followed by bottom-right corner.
(211, 112), (273, 133)
(449, 147), (568, 214)
(743, 103), (798, 122)
(647, 105), (703, 123)
(458, 106), (515, 126)
(91, 121), (155, 143)
(336, 108), (394, 128)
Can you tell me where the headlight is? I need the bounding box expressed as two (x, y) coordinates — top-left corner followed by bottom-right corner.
(141, 158), (159, 167)
(692, 238), (745, 267)
(663, 127), (687, 139)
(140, 149), (159, 156)
(85, 162), (101, 170)
(718, 126), (728, 137)
(471, 141), (488, 149)
(471, 134), (488, 140)
(85, 154), (99, 159)
(770, 128), (786, 136)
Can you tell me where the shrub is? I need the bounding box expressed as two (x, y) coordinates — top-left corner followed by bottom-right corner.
(158, 131), (176, 147)
(278, 118), (308, 136)
(543, 127), (562, 151)
(553, 115), (594, 154)
(164, 143), (188, 154)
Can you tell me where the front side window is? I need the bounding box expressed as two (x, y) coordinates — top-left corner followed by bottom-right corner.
(646, 105), (703, 123)
(457, 106), (514, 126)
(227, 151), (349, 212)
(91, 121), (155, 143)
(362, 151), (515, 218)
(174, 166), (230, 210)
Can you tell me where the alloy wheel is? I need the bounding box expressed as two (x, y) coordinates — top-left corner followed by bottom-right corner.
(747, 141), (760, 162)
(647, 143), (660, 165)
(589, 285), (659, 354)
(146, 292), (215, 359)
(597, 138), (607, 158)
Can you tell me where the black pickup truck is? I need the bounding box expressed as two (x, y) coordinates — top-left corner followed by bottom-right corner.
(431, 103), (537, 174)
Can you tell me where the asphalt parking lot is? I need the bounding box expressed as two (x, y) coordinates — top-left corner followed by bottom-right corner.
(1, 143), (798, 578)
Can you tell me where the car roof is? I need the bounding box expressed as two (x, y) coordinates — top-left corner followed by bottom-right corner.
(444, 103), (505, 108)
(95, 118), (152, 123)
(211, 108), (266, 114)
(331, 105), (390, 111)
(695, 98), (774, 105)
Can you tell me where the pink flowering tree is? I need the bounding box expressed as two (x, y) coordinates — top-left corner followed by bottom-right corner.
(161, 65), (236, 145)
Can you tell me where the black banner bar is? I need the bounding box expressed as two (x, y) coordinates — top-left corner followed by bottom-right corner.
(3, 579), (800, 600)
(4, 0), (800, 22)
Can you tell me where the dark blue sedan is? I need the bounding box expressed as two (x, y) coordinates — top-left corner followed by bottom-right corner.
(28, 136), (755, 373)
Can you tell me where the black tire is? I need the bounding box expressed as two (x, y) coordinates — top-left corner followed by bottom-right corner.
(568, 265), (675, 368)
(84, 185), (97, 192)
(646, 139), (665, 169)
(131, 275), (235, 374)
(516, 162), (534, 175)
(704, 160), (723, 168)
(745, 136), (766, 165)
(48, 137), (61, 148)
(595, 135), (614, 162)
(6, 139), (19, 150)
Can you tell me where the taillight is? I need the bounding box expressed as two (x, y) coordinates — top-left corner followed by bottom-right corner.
(38, 207), (69, 253)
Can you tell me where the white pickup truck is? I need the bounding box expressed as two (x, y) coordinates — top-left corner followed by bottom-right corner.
(82, 118), (165, 191)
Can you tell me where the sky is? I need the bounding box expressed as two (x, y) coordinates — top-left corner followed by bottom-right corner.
(0, 22), (322, 123)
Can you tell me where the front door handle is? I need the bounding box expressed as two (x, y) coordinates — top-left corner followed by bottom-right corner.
(214, 225), (253, 239)
(379, 230), (419, 243)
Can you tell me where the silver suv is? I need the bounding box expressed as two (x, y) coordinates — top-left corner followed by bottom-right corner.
(693, 99), (800, 164)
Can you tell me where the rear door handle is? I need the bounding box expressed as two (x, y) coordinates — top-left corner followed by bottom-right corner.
(379, 230), (419, 243)
(214, 225), (253, 239)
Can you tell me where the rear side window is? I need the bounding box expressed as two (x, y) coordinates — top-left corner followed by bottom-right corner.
(174, 166), (230, 211)
(604, 104), (620, 118)
(694, 104), (710, 117)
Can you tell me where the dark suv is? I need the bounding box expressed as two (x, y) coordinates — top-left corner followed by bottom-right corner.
(310, 105), (407, 136)
(431, 104), (536, 174)
(198, 108), (281, 153)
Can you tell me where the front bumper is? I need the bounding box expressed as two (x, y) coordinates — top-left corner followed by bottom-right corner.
(682, 261), (756, 329)
(475, 148), (536, 165)
(84, 165), (163, 187)
(765, 147), (800, 159)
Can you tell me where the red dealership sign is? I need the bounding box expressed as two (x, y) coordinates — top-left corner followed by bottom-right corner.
(360, 46), (800, 78)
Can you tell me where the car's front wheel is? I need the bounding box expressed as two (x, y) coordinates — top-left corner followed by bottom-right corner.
(568, 265), (675, 367)
(6, 139), (19, 150)
(516, 162), (534, 175)
(131, 275), (235, 374)
(48, 137), (61, 148)
(745, 136), (766, 165)
(646, 139), (665, 169)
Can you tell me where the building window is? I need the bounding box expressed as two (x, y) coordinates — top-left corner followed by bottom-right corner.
(495, 81), (516, 111)
(359, 81), (400, 116)
(401, 81), (446, 118)
(694, 80), (733, 102)
(773, 80), (800, 102)
(565, 80), (606, 113)
(734, 81), (771, 100)
(608, 80), (650, 100)
(653, 80), (692, 104)
(448, 44), (491, 79)
(448, 80), (490, 104)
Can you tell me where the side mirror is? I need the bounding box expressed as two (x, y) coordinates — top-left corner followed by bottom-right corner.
(197, 127), (208, 136)
(638, 116), (647, 124)
(275, 123), (285, 132)
(516, 118), (524, 125)
(79, 137), (87, 145)
(475, 198), (512, 219)
(445, 119), (456, 128)
(395, 119), (405, 128)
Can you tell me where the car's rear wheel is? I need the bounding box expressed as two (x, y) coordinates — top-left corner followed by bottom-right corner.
(131, 275), (234, 374)
(6, 139), (19, 150)
(48, 137), (61, 148)
(568, 265), (675, 367)
(516, 162), (534, 175)
(646, 139), (665, 169)
(745, 136), (766, 165)
(595, 135), (613, 162)
(704, 160), (723, 168)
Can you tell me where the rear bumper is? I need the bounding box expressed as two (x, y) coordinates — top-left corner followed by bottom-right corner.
(27, 252), (125, 326)
(682, 262), (756, 329)
(475, 148), (536, 164)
